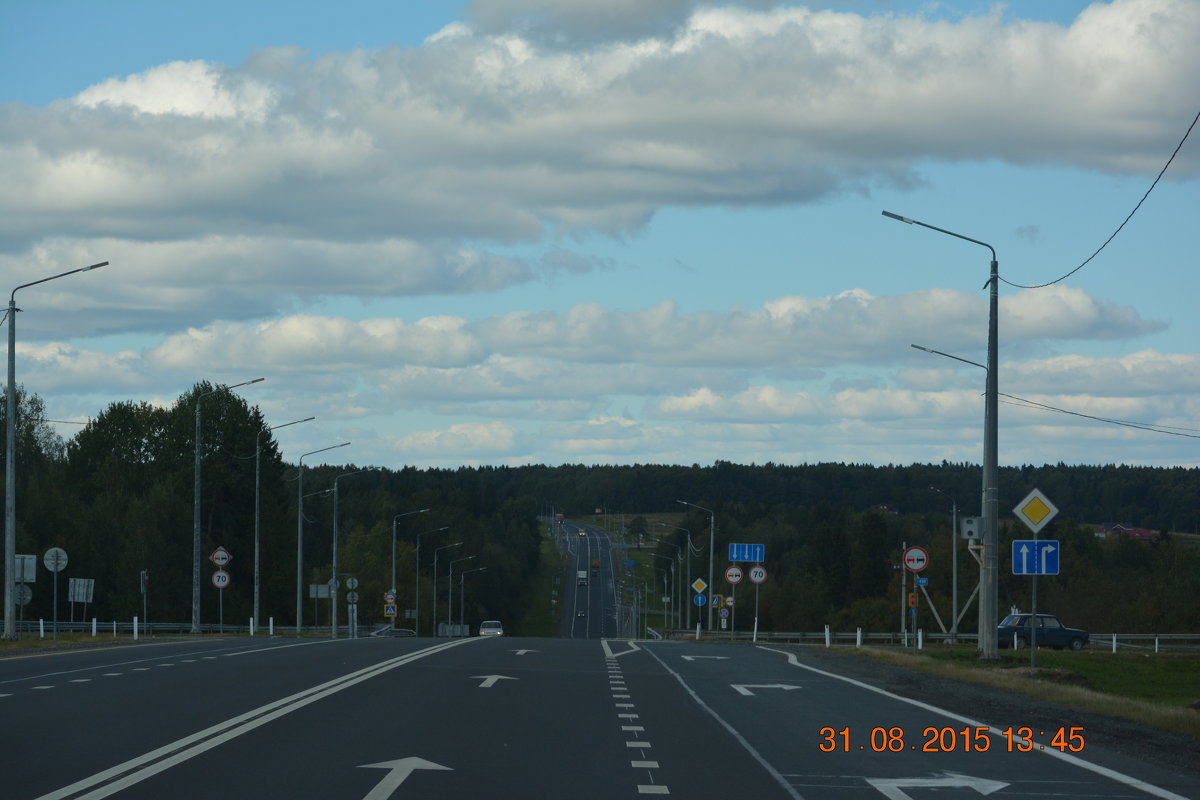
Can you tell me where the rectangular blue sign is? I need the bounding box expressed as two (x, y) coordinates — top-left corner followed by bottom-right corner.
(728, 542), (765, 563)
(1012, 540), (1060, 575)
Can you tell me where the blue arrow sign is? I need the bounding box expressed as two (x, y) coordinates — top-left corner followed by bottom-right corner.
(1012, 540), (1060, 575)
(693, 594), (707, 607)
(728, 542), (765, 562)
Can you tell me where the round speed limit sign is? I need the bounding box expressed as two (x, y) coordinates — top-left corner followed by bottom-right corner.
(748, 565), (768, 584)
(211, 569), (230, 589)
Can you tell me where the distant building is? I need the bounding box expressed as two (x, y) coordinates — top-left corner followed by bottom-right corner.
(1102, 523), (1157, 542)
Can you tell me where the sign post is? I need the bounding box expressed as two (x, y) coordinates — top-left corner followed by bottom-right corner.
(43, 547), (68, 639)
(1013, 489), (1059, 666)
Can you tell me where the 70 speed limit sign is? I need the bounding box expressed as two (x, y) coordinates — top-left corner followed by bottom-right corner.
(748, 565), (767, 584)
(211, 569), (230, 589)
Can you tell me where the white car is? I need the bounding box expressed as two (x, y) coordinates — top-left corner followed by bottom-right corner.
(478, 620), (504, 637)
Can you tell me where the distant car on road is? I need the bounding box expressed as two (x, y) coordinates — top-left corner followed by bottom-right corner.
(997, 612), (1088, 650)
(576, 611), (586, 618)
(478, 620), (504, 637)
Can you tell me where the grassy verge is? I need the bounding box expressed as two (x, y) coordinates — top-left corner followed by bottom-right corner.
(851, 644), (1200, 737)
(515, 534), (566, 637)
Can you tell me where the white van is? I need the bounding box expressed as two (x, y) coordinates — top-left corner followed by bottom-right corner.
(478, 620), (504, 637)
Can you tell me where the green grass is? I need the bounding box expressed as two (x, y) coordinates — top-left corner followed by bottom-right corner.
(853, 644), (1200, 737)
(515, 534), (567, 637)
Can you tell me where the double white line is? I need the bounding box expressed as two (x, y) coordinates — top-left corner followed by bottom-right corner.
(38, 638), (478, 800)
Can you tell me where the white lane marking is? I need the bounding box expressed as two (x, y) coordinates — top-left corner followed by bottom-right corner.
(731, 683), (801, 696)
(644, 646), (805, 800)
(616, 703), (635, 708)
(631, 761), (658, 769)
(602, 639), (641, 659)
(69, 679), (91, 683)
(626, 741), (652, 748)
(358, 757), (451, 800)
(0, 693), (11, 698)
(758, 646), (1192, 800)
(102, 673), (121, 677)
(865, 771), (1007, 800)
(33, 638), (479, 800)
(132, 668), (150, 672)
(622, 726), (645, 732)
(618, 713), (639, 719)
(33, 685), (53, 690)
(471, 674), (516, 689)
(637, 785), (669, 794)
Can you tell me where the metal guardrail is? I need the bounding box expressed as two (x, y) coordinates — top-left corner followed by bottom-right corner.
(659, 628), (1200, 651)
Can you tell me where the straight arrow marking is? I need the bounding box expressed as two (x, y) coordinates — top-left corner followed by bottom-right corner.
(866, 772), (1007, 800)
(731, 683), (802, 696)
(358, 757), (451, 800)
(472, 674), (517, 688)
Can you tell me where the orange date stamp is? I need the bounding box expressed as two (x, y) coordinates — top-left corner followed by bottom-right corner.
(819, 726), (1085, 753)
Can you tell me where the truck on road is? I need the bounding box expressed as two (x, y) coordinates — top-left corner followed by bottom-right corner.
(577, 570), (588, 586)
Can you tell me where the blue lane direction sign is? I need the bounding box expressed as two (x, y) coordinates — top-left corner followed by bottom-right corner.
(1012, 540), (1060, 575)
(728, 543), (765, 562)
(693, 594), (707, 607)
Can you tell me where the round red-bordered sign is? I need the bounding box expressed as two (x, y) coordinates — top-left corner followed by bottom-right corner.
(725, 565), (744, 584)
(902, 546), (928, 572)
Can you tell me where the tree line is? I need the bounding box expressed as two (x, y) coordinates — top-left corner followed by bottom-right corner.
(6, 386), (1197, 635)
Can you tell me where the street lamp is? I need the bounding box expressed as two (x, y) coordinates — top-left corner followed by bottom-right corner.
(654, 526), (689, 625)
(652, 536), (684, 627)
(677, 500), (715, 630)
(884, 209), (1000, 660)
(652, 555), (675, 628)
(192, 377), (264, 634)
(331, 468), (374, 639)
(447, 555), (477, 632)
(431, 541), (462, 637)
(459, 566), (487, 626)
(254, 417), (314, 629)
(391, 508), (431, 620)
(4, 260), (108, 640)
(414, 526), (449, 636)
(295, 442), (350, 632)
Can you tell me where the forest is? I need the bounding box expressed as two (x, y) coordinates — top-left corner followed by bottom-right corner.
(5, 383), (1199, 636)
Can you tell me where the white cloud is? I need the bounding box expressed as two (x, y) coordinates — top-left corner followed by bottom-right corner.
(2, 0), (1195, 250)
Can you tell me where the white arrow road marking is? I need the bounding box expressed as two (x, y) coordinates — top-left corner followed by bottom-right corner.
(681, 655), (729, 661)
(510, 649), (538, 655)
(731, 684), (802, 696)
(866, 772), (1007, 800)
(472, 674), (517, 688)
(358, 757), (451, 800)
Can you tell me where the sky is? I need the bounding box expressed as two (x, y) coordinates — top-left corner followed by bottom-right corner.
(0, 0), (1197, 472)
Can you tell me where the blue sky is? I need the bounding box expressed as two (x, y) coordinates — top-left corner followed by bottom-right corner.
(1, 0), (1197, 471)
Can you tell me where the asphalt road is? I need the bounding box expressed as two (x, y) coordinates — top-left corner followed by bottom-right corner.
(3, 634), (1197, 800)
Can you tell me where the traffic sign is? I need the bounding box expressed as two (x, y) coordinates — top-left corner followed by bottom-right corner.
(346, 577), (359, 590)
(908, 592), (917, 608)
(384, 591), (397, 604)
(748, 565), (767, 584)
(1014, 489), (1059, 534)
(691, 578), (708, 594)
(211, 569), (230, 589)
(728, 542), (765, 562)
(916, 576), (929, 587)
(693, 594), (707, 607)
(1012, 540), (1060, 575)
(210, 546), (232, 567)
(719, 608), (730, 618)
(724, 596), (735, 607)
(15, 584), (32, 606)
(384, 604), (397, 618)
(16, 554), (36, 583)
(902, 546), (928, 572)
(43, 547), (68, 573)
(346, 591), (359, 604)
(725, 565), (744, 584)
(711, 594), (724, 607)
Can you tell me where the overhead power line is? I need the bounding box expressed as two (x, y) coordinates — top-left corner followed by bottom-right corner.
(1005, 106), (1200, 290)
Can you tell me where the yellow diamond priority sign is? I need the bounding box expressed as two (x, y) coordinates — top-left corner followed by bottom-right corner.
(691, 578), (708, 594)
(1014, 488), (1058, 534)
